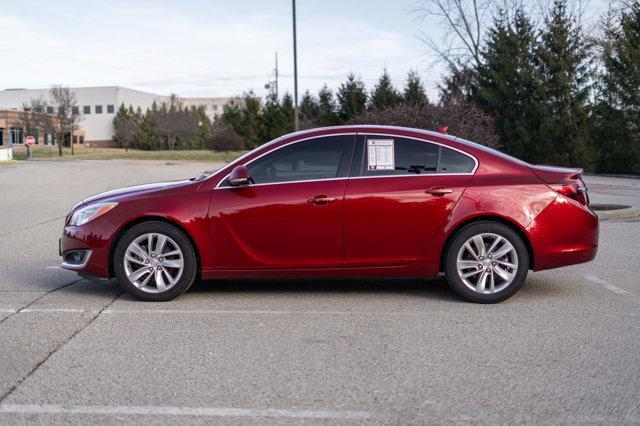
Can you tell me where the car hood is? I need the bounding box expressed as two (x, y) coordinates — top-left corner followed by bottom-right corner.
(80, 179), (198, 206)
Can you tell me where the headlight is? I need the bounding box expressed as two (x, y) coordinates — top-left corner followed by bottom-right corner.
(69, 202), (118, 226)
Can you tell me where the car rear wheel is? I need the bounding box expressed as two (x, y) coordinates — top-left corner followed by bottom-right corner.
(444, 221), (529, 303)
(114, 221), (197, 301)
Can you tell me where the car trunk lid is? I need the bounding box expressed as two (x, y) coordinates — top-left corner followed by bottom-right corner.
(529, 164), (589, 206)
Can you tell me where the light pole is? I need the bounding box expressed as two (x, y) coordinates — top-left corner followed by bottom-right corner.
(292, 0), (299, 131)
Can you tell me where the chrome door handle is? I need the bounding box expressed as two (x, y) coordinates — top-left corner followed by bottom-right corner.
(425, 187), (453, 196)
(307, 195), (336, 205)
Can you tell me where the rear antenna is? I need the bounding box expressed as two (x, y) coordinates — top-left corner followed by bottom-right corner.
(438, 126), (448, 134)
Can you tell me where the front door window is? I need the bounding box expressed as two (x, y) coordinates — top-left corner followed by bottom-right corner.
(220, 136), (350, 187)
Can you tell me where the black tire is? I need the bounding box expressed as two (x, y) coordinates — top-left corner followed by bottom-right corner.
(444, 221), (529, 303)
(113, 221), (197, 302)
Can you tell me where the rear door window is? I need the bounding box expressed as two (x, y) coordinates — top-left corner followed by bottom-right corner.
(356, 136), (475, 176)
(438, 146), (475, 173)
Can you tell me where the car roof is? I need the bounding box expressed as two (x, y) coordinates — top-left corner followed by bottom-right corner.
(283, 124), (460, 143)
(286, 125), (529, 168)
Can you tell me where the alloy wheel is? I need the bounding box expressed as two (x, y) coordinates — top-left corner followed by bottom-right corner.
(123, 232), (184, 293)
(456, 232), (518, 294)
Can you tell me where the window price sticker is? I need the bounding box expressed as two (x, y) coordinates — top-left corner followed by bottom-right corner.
(367, 139), (395, 170)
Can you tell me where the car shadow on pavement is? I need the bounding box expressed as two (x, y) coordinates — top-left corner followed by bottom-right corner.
(186, 277), (463, 302)
(64, 274), (568, 303)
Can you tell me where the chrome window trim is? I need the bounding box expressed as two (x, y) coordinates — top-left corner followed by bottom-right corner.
(213, 132), (478, 190)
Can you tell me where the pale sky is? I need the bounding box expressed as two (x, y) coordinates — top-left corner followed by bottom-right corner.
(0, 0), (609, 101)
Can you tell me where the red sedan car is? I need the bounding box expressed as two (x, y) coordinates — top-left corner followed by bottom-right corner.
(60, 126), (598, 303)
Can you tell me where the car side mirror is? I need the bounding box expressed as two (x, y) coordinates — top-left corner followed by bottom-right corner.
(228, 165), (251, 186)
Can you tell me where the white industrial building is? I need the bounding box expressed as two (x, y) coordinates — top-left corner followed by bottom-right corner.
(0, 86), (229, 147)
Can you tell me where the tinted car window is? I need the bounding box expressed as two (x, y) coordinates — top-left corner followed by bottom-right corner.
(439, 147), (475, 173)
(245, 136), (348, 184)
(363, 137), (439, 176)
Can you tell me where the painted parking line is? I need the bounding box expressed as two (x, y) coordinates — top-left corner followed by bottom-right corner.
(583, 274), (631, 296)
(3, 308), (420, 316)
(0, 404), (375, 420)
(20, 308), (92, 313)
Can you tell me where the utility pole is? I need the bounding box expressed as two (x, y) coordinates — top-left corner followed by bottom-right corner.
(292, 0), (299, 131)
(265, 52), (279, 100)
(274, 52), (279, 99)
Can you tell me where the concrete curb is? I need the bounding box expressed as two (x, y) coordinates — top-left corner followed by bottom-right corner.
(596, 207), (640, 221)
(584, 172), (640, 180)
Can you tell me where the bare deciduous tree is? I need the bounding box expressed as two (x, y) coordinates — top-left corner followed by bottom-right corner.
(49, 85), (80, 156)
(28, 97), (56, 149)
(411, 0), (491, 70)
(411, 0), (592, 71)
(208, 121), (244, 162)
(350, 102), (499, 147)
(11, 103), (38, 158)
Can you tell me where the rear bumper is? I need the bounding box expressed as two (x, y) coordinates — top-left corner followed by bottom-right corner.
(527, 196), (599, 271)
(59, 217), (117, 278)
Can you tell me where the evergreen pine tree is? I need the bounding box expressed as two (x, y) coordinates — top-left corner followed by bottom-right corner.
(317, 85), (339, 126)
(299, 90), (320, 128)
(222, 92), (263, 148)
(113, 103), (139, 152)
(193, 107), (212, 150)
(242, 91), (263, 148)
(220, 97), (245, 147)
(403, 70), (429, 106)
(337, 73), (367, 122)
(259, 93), (294, 142)
(475, 8), (542, 160)
(590, 3), (640, 174)
(370, 69), (402, 110)
(535, 0), (592, 167)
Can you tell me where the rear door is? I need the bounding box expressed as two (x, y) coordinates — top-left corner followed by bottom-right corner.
(343, 134), (476, 267)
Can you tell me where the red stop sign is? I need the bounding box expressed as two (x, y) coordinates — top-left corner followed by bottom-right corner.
(25, 136), (35, 146)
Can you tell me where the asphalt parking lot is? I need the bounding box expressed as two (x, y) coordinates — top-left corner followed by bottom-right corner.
(1, 160), (639, 424)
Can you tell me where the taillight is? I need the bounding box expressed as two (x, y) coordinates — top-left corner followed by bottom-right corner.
(548, 183), (589, 205)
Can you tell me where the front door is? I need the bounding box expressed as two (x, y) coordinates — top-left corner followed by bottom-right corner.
(209, 134), (355, 270)
(343, 134), (476, 267)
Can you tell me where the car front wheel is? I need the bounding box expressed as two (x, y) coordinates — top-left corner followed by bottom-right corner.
(444, 221), (529, 303)
(113, 221), (197, 301)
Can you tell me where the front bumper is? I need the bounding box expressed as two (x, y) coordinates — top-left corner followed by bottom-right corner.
(59, 217), (118, 278)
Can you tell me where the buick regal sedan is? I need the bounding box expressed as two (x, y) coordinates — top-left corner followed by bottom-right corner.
(60, 125), (598, 303)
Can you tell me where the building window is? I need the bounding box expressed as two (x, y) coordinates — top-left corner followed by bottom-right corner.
(203, 105), (208, 111)
(46, 107), (54, 114)
(0, 128), (3, 146)
(83, 105), (91, 114)
(107, 104), (114, 114)
(212, 104), (218, 111)
(10, 128), (23, 144)
(72, 106), (79, 116)
(95, 105), (103, 114)
(79, 136), (85, 144)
